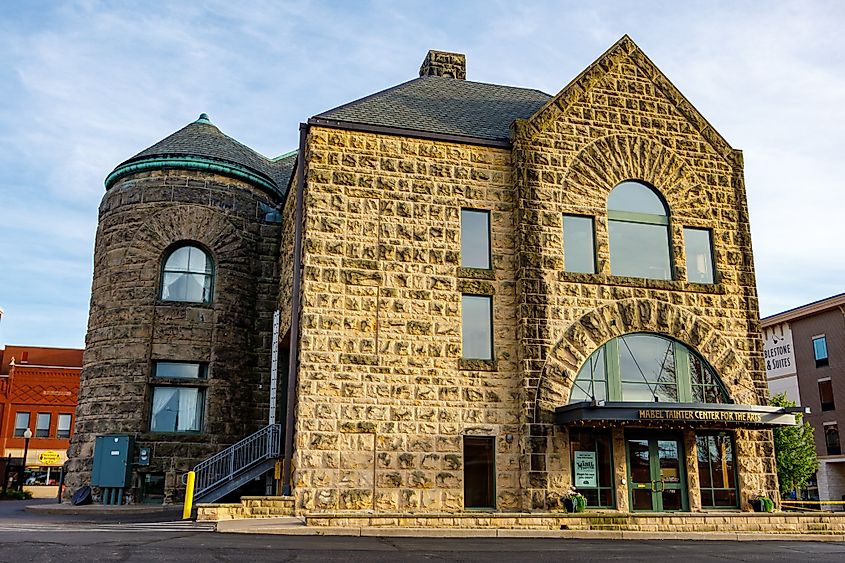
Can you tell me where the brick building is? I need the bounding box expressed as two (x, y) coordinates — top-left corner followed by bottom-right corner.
(762, 293), (845, 507)
(66, 36), (799, 513)
(1, 345), (82, 496)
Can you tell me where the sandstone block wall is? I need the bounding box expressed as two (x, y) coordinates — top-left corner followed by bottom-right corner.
(288, 127), (523, 512)
(66, 170), (281, 503)
(510, 38), (776, 508)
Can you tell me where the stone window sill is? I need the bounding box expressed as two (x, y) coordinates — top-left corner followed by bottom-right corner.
(458, 267), (496, 280)
(459, 358), (497, 371)
(557, 271), (725, 294)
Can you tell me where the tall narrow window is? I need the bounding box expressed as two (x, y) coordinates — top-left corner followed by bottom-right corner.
(825, 423), (841, 455)
(696, 433), (738, 508)
(56, 414), (73, 439)
(161, 245), (214, 303)
(684, 228), (715, 284)
(35, 413), (51, 438)
(570, 429), (614, 507)
(608, 180), (672, 280)
(563, 215), (596, 274)
(464, 436), (495, 509)
(13, 412), (30, 437)
(813, 336), (829, 367)
(460, 209), (491, 269)
(461, 295), (493, 360)
(819, 378), (835, 411)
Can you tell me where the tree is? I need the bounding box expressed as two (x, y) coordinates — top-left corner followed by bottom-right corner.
(770, 393), (818, 497)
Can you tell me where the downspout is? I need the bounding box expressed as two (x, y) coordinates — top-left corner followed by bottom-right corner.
(282, 123), (307, 496)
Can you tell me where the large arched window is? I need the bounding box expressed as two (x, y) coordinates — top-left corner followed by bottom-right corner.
(608, 180), (671, 280)
(569, 333), (728, 404)
(160, 245), (214, 303)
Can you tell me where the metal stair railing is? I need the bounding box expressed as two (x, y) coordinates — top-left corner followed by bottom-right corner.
(193, 424), (282, 500)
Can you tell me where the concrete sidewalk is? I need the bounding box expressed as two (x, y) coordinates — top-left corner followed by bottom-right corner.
(215, 517), (845, 541)
(27, 502), (182, 517)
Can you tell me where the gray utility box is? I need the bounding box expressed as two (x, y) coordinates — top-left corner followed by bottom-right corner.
(91, 435), (134, 488)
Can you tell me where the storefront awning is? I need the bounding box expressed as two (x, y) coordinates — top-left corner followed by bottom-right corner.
(556, 401), (803, 428)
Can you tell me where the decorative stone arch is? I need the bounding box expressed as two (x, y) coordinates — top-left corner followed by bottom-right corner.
(561, 133), (711, 218)
(533, 298), (754, 423)
(112, 204), (247, 303)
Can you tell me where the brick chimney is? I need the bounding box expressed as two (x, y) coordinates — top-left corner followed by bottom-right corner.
(419, 50), (466, 80)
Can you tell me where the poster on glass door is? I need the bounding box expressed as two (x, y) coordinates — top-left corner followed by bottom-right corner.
(574, 451), (597, 488)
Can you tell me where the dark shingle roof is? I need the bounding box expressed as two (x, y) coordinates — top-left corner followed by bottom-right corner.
(314, 76), (551, 143)
(108, 114), (293, 197)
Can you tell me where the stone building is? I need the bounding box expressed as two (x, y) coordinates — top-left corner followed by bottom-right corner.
(67, 36), (799, 513)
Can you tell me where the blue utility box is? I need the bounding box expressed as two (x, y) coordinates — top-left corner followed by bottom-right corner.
(91, 435), (133, 488)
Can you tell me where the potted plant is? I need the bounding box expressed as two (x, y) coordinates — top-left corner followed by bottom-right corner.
(562, 487), (587, 513)
(749, 492), (775, 513)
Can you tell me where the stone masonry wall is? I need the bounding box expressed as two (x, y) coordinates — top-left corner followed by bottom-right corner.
(66, 170), (281, 503)
(510, 37), (776, 509)
(291, 126), (523, 513)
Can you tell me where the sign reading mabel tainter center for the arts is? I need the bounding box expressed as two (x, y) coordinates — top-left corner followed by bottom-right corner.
(638, 409), (762, 423)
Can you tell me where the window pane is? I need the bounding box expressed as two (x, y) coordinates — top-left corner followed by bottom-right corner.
(609, 220), (671, 279)
(684, 228), (714, 284)
(155, 362), (203, 379)
(570, 429), (614, 508)
(819, 380), (835, 411)
(618, 334), (676, 386)
(608, 181), (667, 215)
(570, 348), (607, 403)
(460, 209), (490, 269)
(461, 295), (492, 360)
(164, 246), (191, 271)
(563, 215), (596, 274)
(36, 413), (51, 438)
(826, 425), (841, 455)
(150, 387), (203, 432)
(814, 337), (828, 361)
(57, 414), (72, 439)
(187, 247), (212, 274)
(14, 412), (30, 437)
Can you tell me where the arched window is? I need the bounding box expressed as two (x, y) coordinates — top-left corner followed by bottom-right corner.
(569, 333), (728, 404)
(160, 245), (214, 303)
(608, 181), (671, 280)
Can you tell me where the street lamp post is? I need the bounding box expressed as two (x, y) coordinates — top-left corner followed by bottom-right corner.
(20, 428), (32, 491)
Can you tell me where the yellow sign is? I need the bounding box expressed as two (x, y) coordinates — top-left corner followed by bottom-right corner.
(638, 409), (763, 423)
(38, 451), (62, 465)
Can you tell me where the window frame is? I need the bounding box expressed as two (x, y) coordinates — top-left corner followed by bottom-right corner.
(813, 335), (829, 368)
(607, 180), (674, 281)
(824, 423), (841, 456)
(696, 432), (739, 509)
(818, 378), (835, 411)
(56, 413), (73, 439)
(563, 214), (597, 274)
(683, 227), (716, 284)
(159, 243), (215, 304)
(13, 412), (30, 437)
(460, 208), (492, 270)
(460, 294), (494, 361)
(149, 361), (209, 434)
(35, 412), (51, 438)
(569, 428), (615, 508)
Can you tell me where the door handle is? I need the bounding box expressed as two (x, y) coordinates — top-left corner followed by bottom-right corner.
(654, 480), (665, 493)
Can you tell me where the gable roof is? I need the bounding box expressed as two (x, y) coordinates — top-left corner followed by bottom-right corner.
(312, 76), (551, 145)
(106, 114), (292, 198)
(516, 35), (737, 163)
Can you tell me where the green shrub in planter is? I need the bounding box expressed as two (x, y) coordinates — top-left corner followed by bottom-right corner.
(563, 493), (586, 513)
(750, 496), (774, 512)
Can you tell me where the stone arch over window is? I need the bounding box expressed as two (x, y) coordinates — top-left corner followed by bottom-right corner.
(533, 299), (759, 423)
(569, 332), (730, 404)
(160, 243), (215, 303)
(607, 180), (672, 280)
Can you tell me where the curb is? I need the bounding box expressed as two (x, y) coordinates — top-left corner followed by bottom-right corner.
(216, 524), (845, 541)
(26, 504), (183, 516)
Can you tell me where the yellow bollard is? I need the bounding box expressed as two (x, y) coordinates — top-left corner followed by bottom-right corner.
(182, 471), (196, 520)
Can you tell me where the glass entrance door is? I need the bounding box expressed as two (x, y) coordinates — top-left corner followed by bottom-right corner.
(626, 434), (687, 511)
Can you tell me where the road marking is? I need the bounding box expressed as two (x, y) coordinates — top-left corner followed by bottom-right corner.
(0, 521), (216, 533)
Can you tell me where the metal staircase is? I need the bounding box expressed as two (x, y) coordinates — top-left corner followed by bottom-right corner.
(192, 424), (282, 504)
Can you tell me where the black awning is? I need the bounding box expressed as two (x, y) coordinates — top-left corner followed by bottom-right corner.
(555, 401), (802, 428)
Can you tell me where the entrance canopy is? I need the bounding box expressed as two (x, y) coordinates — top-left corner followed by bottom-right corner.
(556, 400), (801, 428)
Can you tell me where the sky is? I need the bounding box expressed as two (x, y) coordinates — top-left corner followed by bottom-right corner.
(1, 0), (844, 348)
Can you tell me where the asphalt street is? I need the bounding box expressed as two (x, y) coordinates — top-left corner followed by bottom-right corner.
(1, 500), (844, 562)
